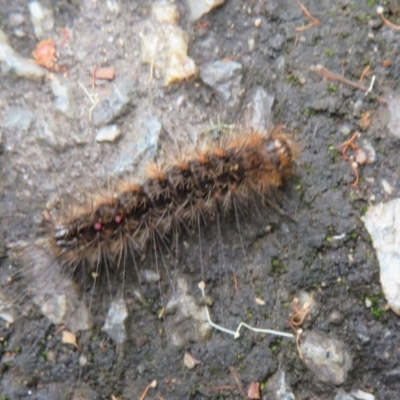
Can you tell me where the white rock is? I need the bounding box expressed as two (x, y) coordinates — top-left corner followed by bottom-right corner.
(103, 298), (128, 344)
(381, 179), (394, 195)
(28, 1), (54, 39)
(186, 0), (226, 20)
(300, 331), (352, 385)
(0, 289), (15, 324)
(388, 96), (400, 138)
(364, 199), (400, 315)
(79, 354), (88, 367)
(0, 29), (46, 80)
(106, 0), (120, 15)
(95, 125), (121, 142)
(350, 389), (375, 400)
(140, 1), (197, 85)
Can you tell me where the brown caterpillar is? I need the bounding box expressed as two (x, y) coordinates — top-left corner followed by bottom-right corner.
(48, 126), (295, 279)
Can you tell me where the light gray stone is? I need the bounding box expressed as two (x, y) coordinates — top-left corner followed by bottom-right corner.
(388, 96), (400, 138)
(3, 106), (35, 131)
(300, 331), (352, 385)
(200, 60), (243, 109)
(35, 118), (69, 150)
(364, 199), (400, 315)
(246, 86), (275, 131)
(92, 78), (136, 126)
(350, 389), (375, 400)
(28, 1), (54, 39)
(51, 80), (76, 119)
(334, 389), (355, 400)
(103, 299), (128, 344)
(265, 369), (295, 400)
(0, 29), (46, 80)
(112, 114), (161, 175)
(24, 244), (91, 332)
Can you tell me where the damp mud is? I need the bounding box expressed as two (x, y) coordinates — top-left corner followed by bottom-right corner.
(1, 1), (400, 399)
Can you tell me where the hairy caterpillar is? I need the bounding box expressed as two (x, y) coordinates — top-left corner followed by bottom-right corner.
(47, 126), (295, 281)
(0, 125), (296, 340)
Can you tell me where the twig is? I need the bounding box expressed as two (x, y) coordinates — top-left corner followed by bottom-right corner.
(359, 65), (370, 83)
(309, 64), (387, 104)
(139, 380), (157, 400)
(295, 0), (320, 32)
(208, 385), (236, 394)
(377, 6), (400, 31)
(229, 367), (247, 398)
(91, 66), (97, 89)
(337, 132), (361, 187)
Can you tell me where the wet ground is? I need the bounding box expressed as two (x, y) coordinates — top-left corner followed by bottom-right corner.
(1, 0), (400, 399)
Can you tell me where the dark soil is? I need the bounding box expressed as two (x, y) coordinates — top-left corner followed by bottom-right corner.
(1, 0), (400, 399)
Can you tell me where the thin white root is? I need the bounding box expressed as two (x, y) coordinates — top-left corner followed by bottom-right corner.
(198, 282), (294, 340)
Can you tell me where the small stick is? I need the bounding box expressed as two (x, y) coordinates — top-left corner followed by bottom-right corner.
(91, 66), (97, 89)
(377, 6), (400, 31)
(208, 385), (236, 394)
(309, 64), (387, 104)
(359, 65), (370, 83)
(295, 0), (320, 32)
(139, 380), (157, 400)
(229, 367), (247, 398)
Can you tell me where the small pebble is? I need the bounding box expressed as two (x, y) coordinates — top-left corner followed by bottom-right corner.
(300, 330), (352, 385)
(248, 38), (255, 51)
(339, 124), (352, 136)
(350, 389), (375, 400)
(361, 140), (376, 163)
(28, 1), (54, 39)
(334, 389), (355, 400)
(79, 354), (88, 366)
(106, 0), (120, 14)
(382, 179), (394, 194)
(381, 180), (393, 195)
(328, 310), (344, 325)
(103, 299), (128, 344)
(95, 125), (121, 142)
(355, 149), (367, 165)
(140, 269), (160, 283)
(365, 297), (372, 308)
(254, 18), (262, 27)
(46, 350), (56, 363)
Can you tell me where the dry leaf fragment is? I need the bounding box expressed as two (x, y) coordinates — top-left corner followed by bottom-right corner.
(247, 382), (260, 399)
(62, 330), (79, 349)
(184, 352), (201, 369)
